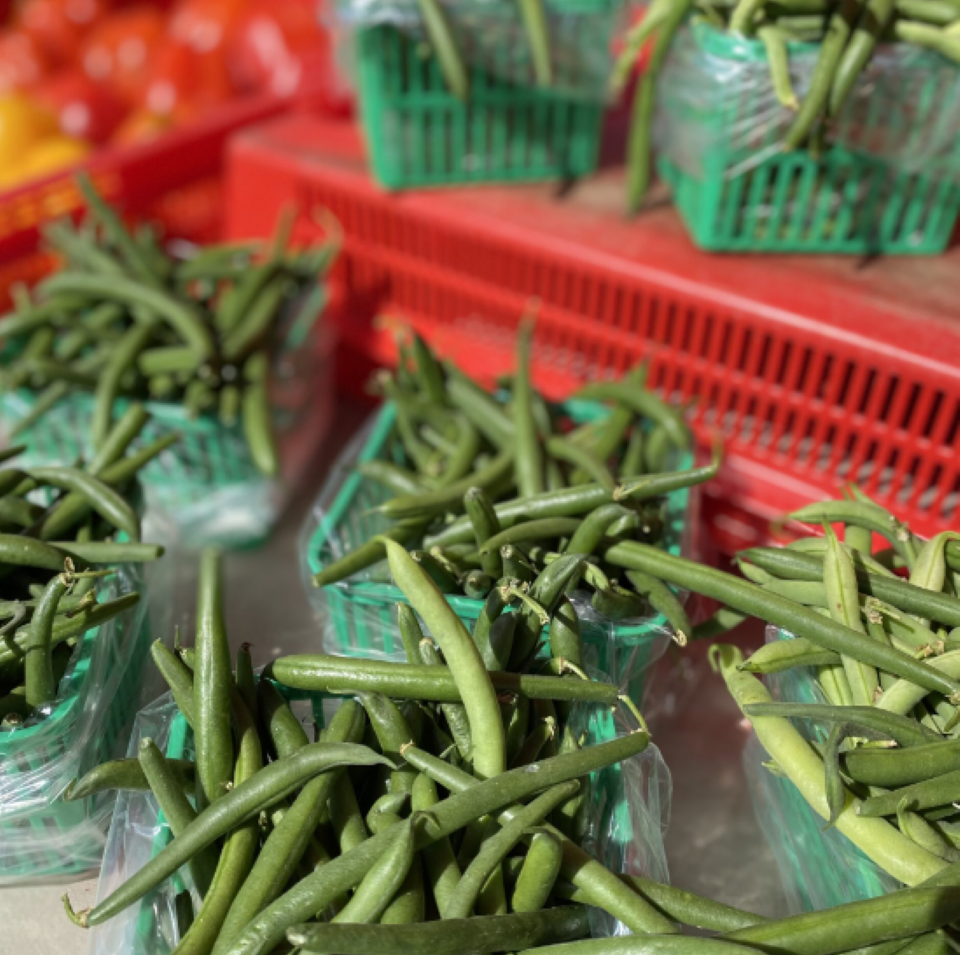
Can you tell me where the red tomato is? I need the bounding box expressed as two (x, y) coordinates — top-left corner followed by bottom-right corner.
(0, 30), (50, 93)
(168, 0), (246, 54)
(34, 68), (124, 142)
(141, 37), (233, 117)
(227, 1), (333, 98)
(15, 0), (110, 67)
(80, 5), (164, 105)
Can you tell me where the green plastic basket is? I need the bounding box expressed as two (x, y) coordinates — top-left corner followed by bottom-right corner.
(0, 324), (332, 549)
(355, 14), (613, 190)
(303, 400), (691, 696)
(658, 22), (960, 254)
(0, 570), (151, 881)
(744, 626), (899, 913)
(112, 685), (667, 955)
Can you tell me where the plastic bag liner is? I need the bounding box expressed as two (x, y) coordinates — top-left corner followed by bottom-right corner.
(332, 0), (629, 103)
(0, 564), (155, 883)
(90, 687), (671, 955)
(656, 21), (960, 183)
(0, 308), (334, 552)
(742, 624), (899, 914)
(299, 402), (696, 699)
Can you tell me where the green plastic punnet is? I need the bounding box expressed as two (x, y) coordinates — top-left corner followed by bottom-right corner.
(0, 569), (151, 882)
(657, 22), (960, 254)
(743, 625), (899, 913)
(356, 21), (612, 190)
(301, 400), (693, 699)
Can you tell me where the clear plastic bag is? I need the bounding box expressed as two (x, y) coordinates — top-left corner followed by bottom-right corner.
(656, 21), (960, 183)
(741, 624), (898, 913)
(0, 319), (334, 552)
(299, 405), (695, 700)
(0, 563), (158, 883)
(331, 0), (630, 102)
(90, 690), (672, 955)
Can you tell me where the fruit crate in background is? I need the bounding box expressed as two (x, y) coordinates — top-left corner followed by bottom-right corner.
(225, 115), (960, 551)
(0, 95), (294, 311)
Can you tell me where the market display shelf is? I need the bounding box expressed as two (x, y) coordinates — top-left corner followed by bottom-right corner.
(224, 114), (960, 549)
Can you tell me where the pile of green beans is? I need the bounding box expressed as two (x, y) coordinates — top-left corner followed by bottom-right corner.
(314, 322), (715, 651)
(587, 477), (960, 913)
(0, 405), (167, 725)
(619, 0), (960, 211)
(0, 173), (338, 478)
(64, 544), (960, 955)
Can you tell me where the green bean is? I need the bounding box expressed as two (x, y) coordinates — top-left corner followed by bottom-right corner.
(289, 907), (591, 955)
(740, 637), (841, 673)
(859, 770), (960, 817)
(139, 738), (217, 897)
(384, 539), (505, 779)
(911, 532), (960, 629)
(465, 486), (504, 579)
(445, 368), (514, 446)
(554, 874), (766, 933)
(829, 0), (896, 115)
(268, 654), (618, 704)
(690, 607), (750, 642)
(9, 381), (70, 439)
(519, 940), (761, 955)
(360, 690), (419, 794)
(481, 519), (582, 556)
(565, 504), (632, 556)
(546, 436), (616, 494)
(513, 831), (563, 912)
(24, 571), (71, 707)
(416, 0), (469, 97)
(76, 173), (162, 288)
(65, 757), (196, 802)
(894, 19), (960, 61)
(625, 570), (691, 644)
(743, 703), (940, 747)
(92, 320), (157, 451)
(843, 739), (960, 788)
(790, 501), (918, 566)
(603, 543), (960, 696)
(742, 547), (960, 629)
(334, 817), (414, 922)
(412, 772), (461, 917)
(784, 0), (865, 149)
(441, 416), (482, 486)
(242, 351), (279, 477)
(420, 641), (473, 762)
(29, 467), (140, 541)
(214, 700), (366, 955)
(223, 275), (294, 362)
(445, 782), (580, 918)
(411, 550), (460, 594)
(823, 523), (879, 706)
(311, 520), (428, 589)
(378, 450), (514, 521)
(171, 689), (262, 955)
(616, 441), (722, 502)
(759, 24), (799, 108)
(220, 732), (658, 955)
(626, 0), (693, 212)
(464, 570), (493, 599)
(42, 272), (215, 358)
(358, 461), (430, 497)
(151, 641), (196, 728)
(49, 542), (163, 564)
(549, 596), (583, 666)
(713, 644), (947, 885)
(68, 740), (391, 928)
(195, 549), (235, 803)
(898, 800), (960, 862)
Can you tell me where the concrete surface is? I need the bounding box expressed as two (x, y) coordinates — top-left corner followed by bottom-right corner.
(0, 401), (789, 954)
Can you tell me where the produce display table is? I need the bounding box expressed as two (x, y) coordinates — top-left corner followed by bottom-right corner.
(225, 115), (960, 556)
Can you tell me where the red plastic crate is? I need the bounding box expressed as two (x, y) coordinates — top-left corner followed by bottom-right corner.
(225, 115), (960, 551)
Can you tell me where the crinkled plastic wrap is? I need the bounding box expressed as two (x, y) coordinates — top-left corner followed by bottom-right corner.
(0, 318), (334, 552)
(90, 688), (671, 955)
(742, 625), (898, 914)
(657, 21), (960, 182)
(0, 564), (157, 883)
(300, 406), (695, 698)
(333, 0), (629, 102)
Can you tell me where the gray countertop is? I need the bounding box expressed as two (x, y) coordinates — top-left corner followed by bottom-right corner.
(0, 402), (789, 954)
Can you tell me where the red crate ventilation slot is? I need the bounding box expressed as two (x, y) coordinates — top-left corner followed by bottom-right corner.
(225, 116), (960, 553)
